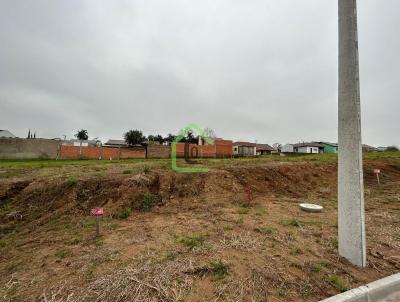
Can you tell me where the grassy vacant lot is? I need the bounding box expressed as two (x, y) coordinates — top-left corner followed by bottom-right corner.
(0, 152), (399, 301)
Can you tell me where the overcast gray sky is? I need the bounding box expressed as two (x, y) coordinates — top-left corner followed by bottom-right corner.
(0, 1), (398, 146)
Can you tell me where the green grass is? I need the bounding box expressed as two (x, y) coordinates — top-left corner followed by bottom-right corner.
(237, 207), (250, 215)
(116, 207), (132, 219)
(0, 158), (171, 170)
(254, 226), (276, 235)
(209, 260), (229, 279)
(328, 274), (349, 292)
(65, 176), (78, 187)
(0, 230), (17, 250)
(0, 151), (398, 171)
(178, 234), (206, 251)
(281, 218), (302, 227)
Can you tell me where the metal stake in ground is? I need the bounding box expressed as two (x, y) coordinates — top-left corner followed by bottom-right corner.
(91, 207), (104, 237)
(338, 0), (366, 267)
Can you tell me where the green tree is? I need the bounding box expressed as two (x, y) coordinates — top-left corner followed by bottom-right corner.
(164, 133), (177, 145)
(147, 134), (164, 144)
(386, 146), (399, 152)
(124, 130), (146, 146)
(182, 130), (198, 144)
(75, 129), (88, 140)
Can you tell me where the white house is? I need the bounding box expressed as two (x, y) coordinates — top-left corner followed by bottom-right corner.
(233, 142), (257, 156)
(293, 143), (324, 154)
(281, 144), (294, 153)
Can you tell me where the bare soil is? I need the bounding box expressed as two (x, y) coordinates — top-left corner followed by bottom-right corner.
(0, 159), (399, 301)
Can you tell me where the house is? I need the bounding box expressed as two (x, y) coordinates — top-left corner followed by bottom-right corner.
(104, 139), (128, 148)
(63, 139), (100, 147)
(0, 130), (16, 138)
(293, 142), (324, 154)
(281, 144), (294, 153)
(362, 144), (379, 152)
(318, 142), (338, 154)
(233, 142), (256, 156)
(256, 144), (274, 156)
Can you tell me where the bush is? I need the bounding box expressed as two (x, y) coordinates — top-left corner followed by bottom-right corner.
(209, 260), (229, 279)
(178, 234), (205, 250)
(386, 146), (399, 152)
(133, 193), (159, 212)
(65, 177), (78, 188)
(116, 207), (132, 219)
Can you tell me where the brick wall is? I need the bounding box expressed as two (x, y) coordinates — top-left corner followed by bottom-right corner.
(147, 144), (170, 158)
(59, 145), (145, 159)
(121, 147), (146, 159)
(215, 139), (233, 158)
(0, 139), (232, 160)
(174, 140), (232, 158)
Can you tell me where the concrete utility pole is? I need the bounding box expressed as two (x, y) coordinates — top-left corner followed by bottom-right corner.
(338, 0), (366, 267)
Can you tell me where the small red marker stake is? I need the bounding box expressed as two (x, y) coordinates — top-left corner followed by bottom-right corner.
(91, 207), (104, 236)
(245, 187), (253, 206)
(374, 169), (381, 185)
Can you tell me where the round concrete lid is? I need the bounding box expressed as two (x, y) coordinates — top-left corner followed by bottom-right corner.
(299, 203), (323, 213)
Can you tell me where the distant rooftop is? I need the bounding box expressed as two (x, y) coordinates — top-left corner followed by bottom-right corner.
(256, 144), (274, 151)
(293, 142), (324, 148)
(233, 141), (256, 147)
(319, 142), (338, 147)
(104, 139), (127, 146)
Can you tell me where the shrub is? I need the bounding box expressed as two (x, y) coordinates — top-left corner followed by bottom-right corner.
(209, 260), (228, 279)
(143, 166), (151, 174)
(329, 274), (349, 292)
(65, 177), (78, 188)
(178, 234), (205, 250)
(116, 207), (132, 219)
(133, 193), (159, 212)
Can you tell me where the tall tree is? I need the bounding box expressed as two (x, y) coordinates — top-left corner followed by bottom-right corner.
(124, 130), (146, 146)
(164, 133), (177, 145)
(75, 129), (88, 140)
(183, 130), (198, 144)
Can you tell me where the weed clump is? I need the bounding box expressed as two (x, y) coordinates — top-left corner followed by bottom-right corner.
(178, 234), (205, 251)
(133, 193), (160, 212)
(282, 218), (301, 227)
(209, 260), (228, 279)
(65, 177), (78, 188)
(143, 166), (151, 174)
(116, 207), (132, 219)
(328, 274), (349, 292)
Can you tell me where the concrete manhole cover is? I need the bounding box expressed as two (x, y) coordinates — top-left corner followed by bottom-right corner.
(299, 203), (323, 213)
